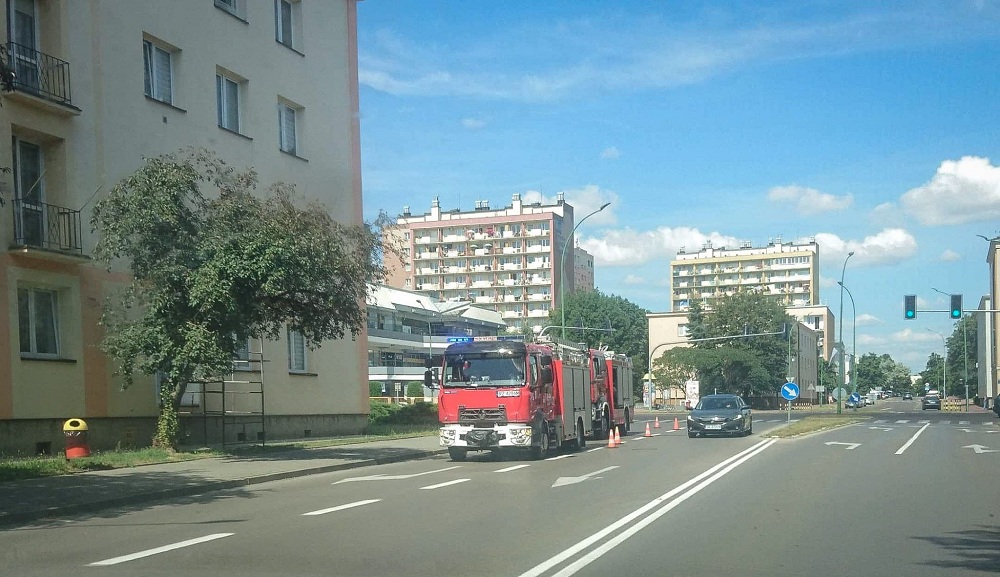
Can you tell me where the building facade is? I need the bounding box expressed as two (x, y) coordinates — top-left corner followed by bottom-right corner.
(573, 244), (595, 293)
(985, 237), (1000, 407)
(384, 193), (576, 333)
(670, 237), (819, 312)
(1, 0), (367, 454)
(366, 284), (505, 394)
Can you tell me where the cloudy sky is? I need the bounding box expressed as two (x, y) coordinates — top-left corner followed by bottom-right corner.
(356, 0), (1000, 373)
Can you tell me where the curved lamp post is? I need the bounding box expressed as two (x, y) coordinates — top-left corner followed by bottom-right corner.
(837, 251), (855, 414)
(932, 287), (968, 411)
(838, 281), (856, 392)
(560, 202), (610, 338)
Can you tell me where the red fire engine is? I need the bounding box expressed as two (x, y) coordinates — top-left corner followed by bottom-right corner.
(437, 335), (633, 461)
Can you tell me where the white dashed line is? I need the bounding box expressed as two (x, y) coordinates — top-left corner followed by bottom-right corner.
(420, 479), (470, 490)
(88, 533), (234, 566)
(303, 499), (381, 516)
(495, 464), (531, 473)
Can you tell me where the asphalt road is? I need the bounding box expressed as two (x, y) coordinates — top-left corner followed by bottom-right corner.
(2, 409), (997, 577)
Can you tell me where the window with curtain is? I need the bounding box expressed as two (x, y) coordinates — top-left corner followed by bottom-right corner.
(216, 73), (240, 132)
(275, 0), (294, 47)
(143, 39), (172, 104)
(278, 103), (297, 154)
(18, 287), (59, 356)
(287, 328), (306, 372)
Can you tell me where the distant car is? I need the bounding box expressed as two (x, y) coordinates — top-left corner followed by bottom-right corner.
(902, 392), (913, 400)
(922, 395), (941, 410)
(686, 394), (752, 438)
(845, 398), (861, 409)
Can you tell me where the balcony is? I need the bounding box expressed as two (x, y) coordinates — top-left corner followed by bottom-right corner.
(6, 42), (73, 107)
(11, 199), (83, 256)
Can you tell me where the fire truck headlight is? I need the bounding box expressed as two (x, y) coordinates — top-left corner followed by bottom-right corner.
(508, 428), (532, 446)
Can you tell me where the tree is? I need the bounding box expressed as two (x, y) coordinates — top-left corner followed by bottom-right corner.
(919, 353), (945, 394)
(946, 315), (977, 399)
(550, 289), (650, 399)
(91, 149), (393, 448)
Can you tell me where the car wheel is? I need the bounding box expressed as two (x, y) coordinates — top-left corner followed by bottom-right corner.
(530, 420), (549, 460)
(575, 418), (586, 450)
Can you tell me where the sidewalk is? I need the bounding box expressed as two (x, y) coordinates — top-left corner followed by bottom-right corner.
(0, 435), (445, 529)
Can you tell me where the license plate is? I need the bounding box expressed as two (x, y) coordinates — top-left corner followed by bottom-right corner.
(704, 424), (722, 430)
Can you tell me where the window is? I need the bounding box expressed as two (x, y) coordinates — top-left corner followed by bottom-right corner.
(287, 328), (306, 372)
(143, 39), (172, 104)
(12, 137), (44, 246)
(278, 103), (297, 154)
(275, 0), (298, 49)
(233, 336), (252, 370)
(216, 73), (241, 132)
(18, 287), (59, 355)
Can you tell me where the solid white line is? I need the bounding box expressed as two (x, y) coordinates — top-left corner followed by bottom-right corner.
(587, 447), (603, 453)
(895, 423), (930, 455)
(516, 439), (776, 577)
(88, 533), (234, 566)
(545, 454), (573, 461)
(495, 464), (531, 473)
(302, 499), (381, 516)
(420, 478), (470, 490)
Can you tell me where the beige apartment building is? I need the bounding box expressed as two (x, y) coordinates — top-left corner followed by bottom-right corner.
(984, 237), (1000, 407)
(384, 193), (578, 333)
(573, 244), (595, 293)
(670, 237), (820, 312)
(1, 0), (367, 454)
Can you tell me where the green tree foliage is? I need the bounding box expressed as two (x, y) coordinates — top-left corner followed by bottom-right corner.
(854, 353), (912, 394)
(92, 149), (392, 448)
(655, 292), (792, 397)
(551, 289), (650, 399)
(919, 352), (945, 394)
(945, 314), (977, 398)
(405, 382), (424, 397)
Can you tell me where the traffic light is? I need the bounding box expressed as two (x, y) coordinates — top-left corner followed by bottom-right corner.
(904, 295), (916, 320)
(950, 294), (963, 319)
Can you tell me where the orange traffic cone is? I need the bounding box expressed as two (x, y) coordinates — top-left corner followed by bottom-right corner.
(654, 417), (660, 429)
(607, 429), (617, 448)
(614, 427), (621, 446)
(673, 417), (680, 431)
(644, 422), (652, 437)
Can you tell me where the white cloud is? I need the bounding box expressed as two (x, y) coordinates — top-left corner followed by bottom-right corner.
(814, 228), (918, 267)
(855, 313), (880, 326)
(939, 249), (961, 262)
(579, 227), (741, 266)
(462, 117), (486, 129)
(521, 185), (620, 226)
(891, 328), (940, 343)
(623, 274), (644, 285)
(600, 147), (620, 159)
(900, 156), (1000, 225)
(767, 185), (853, 215)
(857, 334), (885, 346)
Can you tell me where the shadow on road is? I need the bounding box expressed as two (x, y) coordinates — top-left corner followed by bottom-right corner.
(915, 524), (1000, 572)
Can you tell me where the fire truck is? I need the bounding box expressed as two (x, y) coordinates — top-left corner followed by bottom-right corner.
(437, 335), (633, 461)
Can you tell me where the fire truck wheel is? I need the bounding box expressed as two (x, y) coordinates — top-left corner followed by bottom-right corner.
(575, 418), (586, 449)
(624, 409), (631, 433)
(529, 420), (549, 460)
(448, 447), (468, 461)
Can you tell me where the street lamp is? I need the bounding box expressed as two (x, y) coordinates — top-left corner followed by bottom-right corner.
(837, 281), (856, 393)
(837, 251), (855, 414)
(932, 287), (969, 411)
(560, 202), (610, 338)
(926, 328), (947, 399)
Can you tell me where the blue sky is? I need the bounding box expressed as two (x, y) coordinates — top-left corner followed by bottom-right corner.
(356, 0), (1000, 373)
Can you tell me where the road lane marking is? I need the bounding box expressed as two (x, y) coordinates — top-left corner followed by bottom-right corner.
(895, 420), (910, 424)
(963, 444), (998, 454)
(918, 420), (930, 424)
(334, 466), (461, 484)
(88, 533), (233, 566)
(874, 420), (887, 424)
(959, 421), (970, 425)
(420, 479), (470, 490)
(825, 442), (861, 450)
(895, 423), (930, 455)
(546, 454), (573, 461)
(495, 464), (531, 473)
(517, 439), (777, 577)
(552, 466), (620, 488)
(303, 499), (381, 516)
(587, 447), (603, 453)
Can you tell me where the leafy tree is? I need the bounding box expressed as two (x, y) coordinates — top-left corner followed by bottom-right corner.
(92, 149), (392, 448)
(945, 315), (977, 399)
(919, 353), (945, 394)
(551, 289), (650, 399)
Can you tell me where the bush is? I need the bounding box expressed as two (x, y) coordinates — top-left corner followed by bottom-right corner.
(368, 399), (396, 424)
(369, 381), (384, 397)
(405, 381), (424, 397)
(367, 399), (437, 426)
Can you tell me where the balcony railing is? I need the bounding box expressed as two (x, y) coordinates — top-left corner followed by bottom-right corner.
(12, 199), (83, 255)
(5, 42), (73, 106)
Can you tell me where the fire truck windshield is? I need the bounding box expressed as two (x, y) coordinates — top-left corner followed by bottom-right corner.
(443, 353), (526, 387)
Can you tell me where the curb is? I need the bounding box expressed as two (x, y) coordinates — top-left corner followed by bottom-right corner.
(0, 448), (447, 529)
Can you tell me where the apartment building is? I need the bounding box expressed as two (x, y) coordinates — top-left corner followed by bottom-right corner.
(0, 0), (366, 454)
(670, 237), (820, 312)
(984, 237), (1000, 407)
(574, 244), (595, 293)
(384, 193), (576, 333)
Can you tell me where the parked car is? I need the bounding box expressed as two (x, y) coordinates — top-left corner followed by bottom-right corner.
(922, 395), (941, 410)
(902, 392), (913, 400)
(686, 394), (752, 438)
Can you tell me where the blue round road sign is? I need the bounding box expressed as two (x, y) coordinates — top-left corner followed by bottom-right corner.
(781, 382), (800, 401)
(849, 392), (862, 403)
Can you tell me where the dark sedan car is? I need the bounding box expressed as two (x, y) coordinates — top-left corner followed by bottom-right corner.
(922, 395), (941, 410)
(687, 394), (752, 438)
(903, 392), (913, 400)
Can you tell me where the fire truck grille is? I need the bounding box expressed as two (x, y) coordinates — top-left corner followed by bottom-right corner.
(458, 407), (508, 425)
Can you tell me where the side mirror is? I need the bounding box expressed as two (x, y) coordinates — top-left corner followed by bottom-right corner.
(540, 366), (553, 386)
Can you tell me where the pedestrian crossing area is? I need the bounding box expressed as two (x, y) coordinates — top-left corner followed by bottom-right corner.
(873, 419), (970, 425)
